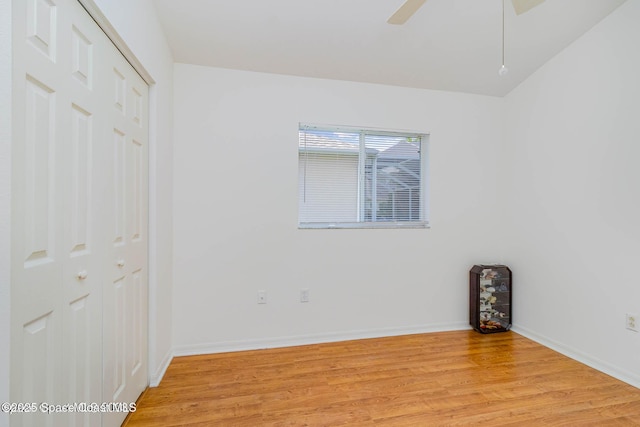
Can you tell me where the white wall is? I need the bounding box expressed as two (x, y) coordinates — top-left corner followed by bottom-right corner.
(0, 0), (12, 423)
(504, 0), (640, 387)
(172, 64), (506, 354)
(91, 0), (174, 385)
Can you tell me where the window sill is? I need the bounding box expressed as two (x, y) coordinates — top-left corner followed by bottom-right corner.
(298, 221), (429, 230)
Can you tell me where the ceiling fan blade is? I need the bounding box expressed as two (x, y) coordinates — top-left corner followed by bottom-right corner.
(387, 0), (427, 25)
(511, 0), (545, 15)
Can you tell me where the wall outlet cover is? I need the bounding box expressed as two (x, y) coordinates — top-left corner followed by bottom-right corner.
(257, 290), (267, 304)
(626, 313), (638, 332)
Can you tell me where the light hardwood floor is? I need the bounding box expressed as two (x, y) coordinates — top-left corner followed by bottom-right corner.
(124, 331), (640, 426)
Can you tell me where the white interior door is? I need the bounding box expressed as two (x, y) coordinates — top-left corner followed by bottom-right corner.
(10, 1), (149, 426)
(102, 25), (149, 427)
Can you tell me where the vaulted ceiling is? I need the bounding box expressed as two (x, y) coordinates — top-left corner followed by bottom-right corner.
(153, 0), (627, 97)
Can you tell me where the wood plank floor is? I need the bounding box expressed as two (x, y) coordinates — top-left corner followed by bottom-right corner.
(123, 331), (640, 426)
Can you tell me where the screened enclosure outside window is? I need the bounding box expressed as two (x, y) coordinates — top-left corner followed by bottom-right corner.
(298, 124), (429, 229)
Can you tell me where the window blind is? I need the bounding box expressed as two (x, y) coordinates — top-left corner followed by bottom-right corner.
(298, 124), (428, 229)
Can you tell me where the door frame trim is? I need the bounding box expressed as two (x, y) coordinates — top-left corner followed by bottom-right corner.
(0, 0), (12, 419)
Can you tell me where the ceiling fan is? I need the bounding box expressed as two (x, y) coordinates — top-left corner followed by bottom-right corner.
(387, 0), (545, 25)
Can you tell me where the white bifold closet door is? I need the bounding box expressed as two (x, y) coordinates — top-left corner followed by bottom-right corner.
(10, 0), (149, 426)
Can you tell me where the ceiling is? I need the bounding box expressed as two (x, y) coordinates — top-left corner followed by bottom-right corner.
(153, 0), (627, 97)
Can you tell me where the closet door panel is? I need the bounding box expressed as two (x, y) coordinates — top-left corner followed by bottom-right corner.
(102, 30), (149, 427)
(11, 1), (149, 426)
(11, 1), (67, 425)
(61, 3), (108, 425)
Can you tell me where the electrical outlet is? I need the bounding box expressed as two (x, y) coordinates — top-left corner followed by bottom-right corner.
(626, 313), (638, 332)
(300, 289), (309, 303)
(257, 290), (267, 304)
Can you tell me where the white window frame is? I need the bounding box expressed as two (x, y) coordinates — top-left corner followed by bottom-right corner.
(298, 124), (430, 229)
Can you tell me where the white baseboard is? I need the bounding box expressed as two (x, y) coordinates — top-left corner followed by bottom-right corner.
(511, 325), (640, 390)
(172, 322), (471, 358)
(149, 348), (174, 387)
(152, 323), (640, 391)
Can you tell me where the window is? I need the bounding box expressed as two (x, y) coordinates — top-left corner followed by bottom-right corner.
(298, 124), (429, 229)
